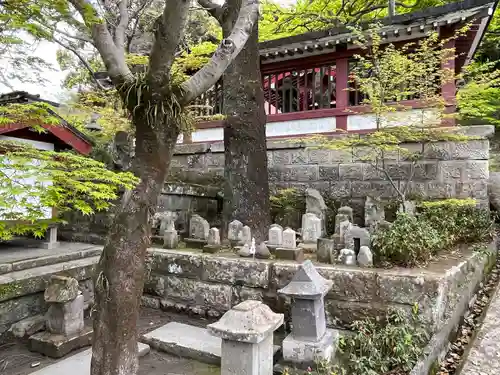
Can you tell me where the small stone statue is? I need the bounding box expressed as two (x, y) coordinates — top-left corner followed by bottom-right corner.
(338, 249), (356, 266)
(256, 242), (271, 259)
(238, 244), (252, 257)
(357, 246), (373, 267)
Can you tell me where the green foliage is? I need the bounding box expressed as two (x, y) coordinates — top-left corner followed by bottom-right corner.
(372, 213), (446, 267)
(0, 140), (138, 240)
(458, 61), (500, 127)
(174, 41), (219, 74)
(260, 0), (452, 41)
(0, 102), (60, 131)
(61, 90), (131, 143)
(0, 101), (138, 240)
(373, 199), (494, 267)
(419, 199), (495, 244)
(270, 188), (305, 227)
(334, 306), (429, 375)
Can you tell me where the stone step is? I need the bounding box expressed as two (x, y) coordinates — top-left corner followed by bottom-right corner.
(0, 256), (99, 303)
(141, 322), (221, 364)
(140, 322), (281, 365)
(0, 246), (102, 275)
(29, 343), (150, 375)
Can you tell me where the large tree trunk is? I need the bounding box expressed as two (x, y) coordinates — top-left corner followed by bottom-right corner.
(90, 109), (180, 375)
(222, 0), (270, 242)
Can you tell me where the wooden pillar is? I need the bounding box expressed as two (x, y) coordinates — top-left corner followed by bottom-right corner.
(440, 27), (456, 126)
(336, 57), (349, 131)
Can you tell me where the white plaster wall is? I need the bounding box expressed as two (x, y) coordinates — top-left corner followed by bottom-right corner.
(266, 117), (337, 137)
(347, 109), (441, 131)
(0, 135), (54, 220)
(192, 127), (224, 143)
(184, 116), (337, 143)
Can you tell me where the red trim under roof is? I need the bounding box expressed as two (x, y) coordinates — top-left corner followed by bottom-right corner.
(0, 123), (92, 155)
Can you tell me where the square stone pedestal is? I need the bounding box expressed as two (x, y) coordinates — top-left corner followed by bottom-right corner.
(282, 329), (339, 368)
(29, 325), (93, 358)
(275, 248), (304, 262)
(184, 238), (208, 249)
(203, 244), (221, 254)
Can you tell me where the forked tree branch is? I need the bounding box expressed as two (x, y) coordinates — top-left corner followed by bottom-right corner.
(68, 0), (132, 85)
(181, 0), (259, 104)
(147, 0), (191, 94)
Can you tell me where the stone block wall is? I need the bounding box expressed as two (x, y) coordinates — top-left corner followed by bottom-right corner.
(143, 245), (495, 331)
(170, 126), (492, 224)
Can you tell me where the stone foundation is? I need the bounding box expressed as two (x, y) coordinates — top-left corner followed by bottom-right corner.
(143, 242), (497, 331)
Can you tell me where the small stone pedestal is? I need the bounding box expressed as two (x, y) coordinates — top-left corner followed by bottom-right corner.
(208, 300), (283, 375)
(29, 276), (92, 358)
(276, 228), (304, 262)
(278, 260), (338, 368)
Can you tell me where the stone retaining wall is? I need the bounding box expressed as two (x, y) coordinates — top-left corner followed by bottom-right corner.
(169, 125), (493, 224)
(143, 244), (496, 331)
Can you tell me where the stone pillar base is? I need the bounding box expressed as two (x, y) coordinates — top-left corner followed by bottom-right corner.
(275, 248), (304, 262)
(282, 329), (339, 368)
(29, 325), (92, 358)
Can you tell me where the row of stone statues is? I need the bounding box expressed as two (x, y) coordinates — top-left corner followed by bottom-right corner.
(153, 189), (396, 267)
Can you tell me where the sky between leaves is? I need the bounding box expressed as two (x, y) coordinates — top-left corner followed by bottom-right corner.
(0, 0), (298, 101)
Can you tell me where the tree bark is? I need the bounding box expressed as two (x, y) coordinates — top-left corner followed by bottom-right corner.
(90, 109), (180, 375)
(221, 0), (270, 242)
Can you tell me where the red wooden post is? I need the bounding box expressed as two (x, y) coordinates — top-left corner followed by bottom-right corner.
(336, 57), (349, 130)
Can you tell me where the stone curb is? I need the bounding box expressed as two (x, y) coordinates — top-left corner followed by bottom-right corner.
(0, 247), (102, 276)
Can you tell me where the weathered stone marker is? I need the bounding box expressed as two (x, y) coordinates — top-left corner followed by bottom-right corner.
(163, 221), (178, 249)
(305, 188), (327, 236)
(228, 219), (243, 245)
(29, 275), (92, 358)
(185, 214), (210, 248)
(189, 214), (209, 240)
(276, 228), (304, 262)
(301, 213), (321, 244)
(278, 260), (338, 367)
(207, 300), (283, 375)
(203, 227), (221, 253)
(268, 225), (283, 247)
(317, 238), (335, 263)
(241, 225), (252, 246)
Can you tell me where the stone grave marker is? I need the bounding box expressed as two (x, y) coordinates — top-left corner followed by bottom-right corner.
(268, 225), (283, 247)
(317, 238), (336, 264)
(302, 213), (321, 244)
(228, 220), (243, 244)
(189, 214), (209, 240)
(344, 225), (371, 253)
(276, 228), (304, 262)
(241, 225), (252, 246)
(185, 214), (210, 248)
(203, 227), (221, 254)
(305, 188), (327, 235)
(163, 221), (178, 249)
